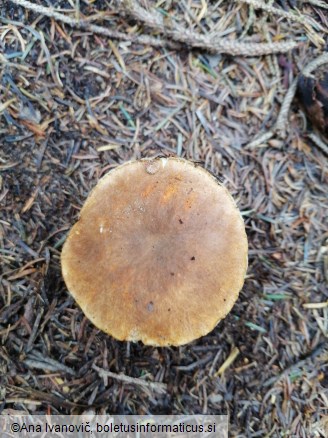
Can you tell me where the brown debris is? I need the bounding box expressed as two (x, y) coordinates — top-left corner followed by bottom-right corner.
(298, 71), (328, 137)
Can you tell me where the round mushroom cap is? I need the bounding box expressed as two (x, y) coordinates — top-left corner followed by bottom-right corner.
(61, 157), (248, 346)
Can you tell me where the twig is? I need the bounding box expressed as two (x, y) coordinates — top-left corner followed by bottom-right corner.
(25, 351), (75, 375)
(276, 53), (328, 135)
(92, 364), (167, 393)
(305, 0), (328, 9)
(236, 0), (325, 29)
(8, 0), (177, 48)
(247, 52), (328, 147)
(25, 308), (44, 353)
(174, 353), (213, 371)
(9, 0), (297, 56)
(246, 131), (274, 149)
(214, 347), (240, 377)
(5, 398), (42, 405)
(123, 0), (297, 56)
(24, 359), (75, 375)
(308, 133), (328, 155)
(275, 78), (298, 137)
(302, 52), (328, 76)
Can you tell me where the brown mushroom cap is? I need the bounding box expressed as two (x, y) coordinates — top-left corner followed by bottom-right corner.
(61, 157), (248, 346)
(297, 71), (328, 138)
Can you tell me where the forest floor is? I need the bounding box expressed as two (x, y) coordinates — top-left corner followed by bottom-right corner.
(0, 1), (327, 436)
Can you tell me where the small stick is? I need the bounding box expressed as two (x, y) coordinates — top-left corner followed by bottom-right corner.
(236, 0), (324, 29)
(175, 353), (213, 371)
(25, 352), (75, 375)
(246, 131), (274, 149)
(303, 301), (328, 309)
(92, 364), (167, 393)
(123, 0), (297, 56)
(302, 52), (328, 76)
(275, 78), (298, 137)
(214, 347), (240, 376)
(306, 0), (328, 9)
(5, 398), (42, 405)
(307, 133), (328, 155)
(9, 0), (297, 56)
(247, 52), (328, 147)
(25, 309), (44, 353)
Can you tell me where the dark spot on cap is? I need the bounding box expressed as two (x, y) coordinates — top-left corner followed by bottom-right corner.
(170, 272), (175, 276)
(191, 256), (195, 261)
(179, 218), (183, 224)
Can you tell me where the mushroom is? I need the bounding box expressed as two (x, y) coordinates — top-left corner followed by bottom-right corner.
(297, 70), (328, 138)
(61, 157), (248, 346)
